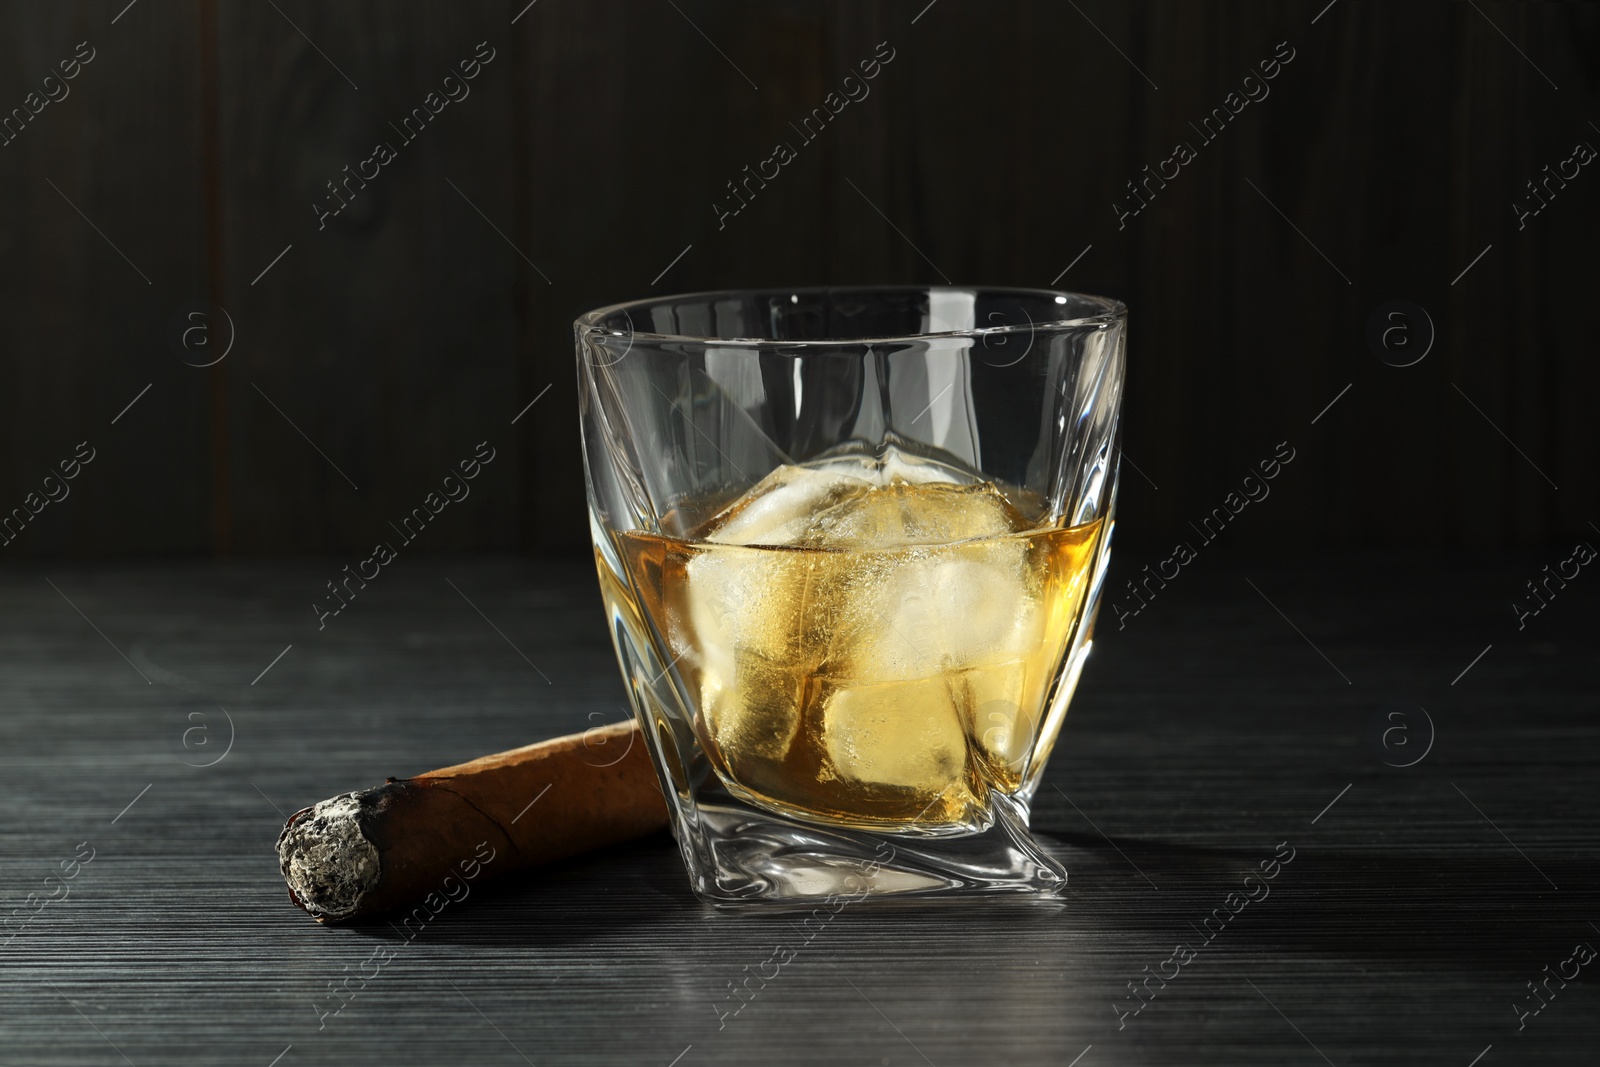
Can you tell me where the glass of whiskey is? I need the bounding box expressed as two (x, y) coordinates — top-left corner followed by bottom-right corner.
(577, 287), (1125, 906)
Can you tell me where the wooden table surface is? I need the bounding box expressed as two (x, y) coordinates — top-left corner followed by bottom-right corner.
(2, 553), (1595, 1066)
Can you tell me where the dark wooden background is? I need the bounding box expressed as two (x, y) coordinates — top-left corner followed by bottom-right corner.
(5, 7), (1598, 1064)
(1, 1), (1596, 558)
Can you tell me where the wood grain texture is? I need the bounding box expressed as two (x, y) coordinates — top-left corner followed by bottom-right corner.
(2, 2), (1598, 559)
(0, 553), (1595, 1064)
(0, 1), (212, 556)
(211, 0), (523, 555)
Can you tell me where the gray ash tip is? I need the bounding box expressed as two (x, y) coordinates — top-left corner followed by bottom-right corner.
(277, 791), (381, 921)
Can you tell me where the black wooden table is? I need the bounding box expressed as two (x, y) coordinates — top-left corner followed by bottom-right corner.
(2, 553), (1595, 1066)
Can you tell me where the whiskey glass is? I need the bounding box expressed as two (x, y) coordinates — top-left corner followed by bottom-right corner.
(577, 286), (1125, 906)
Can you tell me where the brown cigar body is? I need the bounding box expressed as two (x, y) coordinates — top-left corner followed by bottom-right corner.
(277, 720), (668, 923)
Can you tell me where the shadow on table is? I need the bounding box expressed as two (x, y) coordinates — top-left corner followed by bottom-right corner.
(1030, 829), (1600, 974)
(332, 825), (1597, 978)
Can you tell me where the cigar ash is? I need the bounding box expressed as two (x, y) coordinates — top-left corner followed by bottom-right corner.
(278, 792), (381, 921)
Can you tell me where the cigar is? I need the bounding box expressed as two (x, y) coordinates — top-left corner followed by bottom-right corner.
(276, 719), (667, 923)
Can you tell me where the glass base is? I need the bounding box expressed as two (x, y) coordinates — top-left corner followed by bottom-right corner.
(674, 788), (1067, 908)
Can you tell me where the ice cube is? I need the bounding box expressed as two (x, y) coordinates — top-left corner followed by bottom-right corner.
(686, 466), (848, 673)
(835, 541), (1044, 679)
(703, 464), (868, 546)
(677, 452), (1048, 811)
(702, 649), (803, 764)
(681, 468), (844, 776)
(680, 544), (823, 671)
(803, 481), (1026, 550)
(957, 661), (1039, 785)
(820, 675), (968, 793)
(701, 447), (1020, 550)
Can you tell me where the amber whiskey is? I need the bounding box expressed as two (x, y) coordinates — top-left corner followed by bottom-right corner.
(620, 450), (1101, 831)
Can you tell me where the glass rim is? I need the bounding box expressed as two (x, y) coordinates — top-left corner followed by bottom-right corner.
(574, 285), (1127, 346)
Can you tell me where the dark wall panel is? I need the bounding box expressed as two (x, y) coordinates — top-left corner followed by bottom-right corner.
(214, 0), (522, 555)
(0, 1), (211, 556)
(0, 1), (1595, 557)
